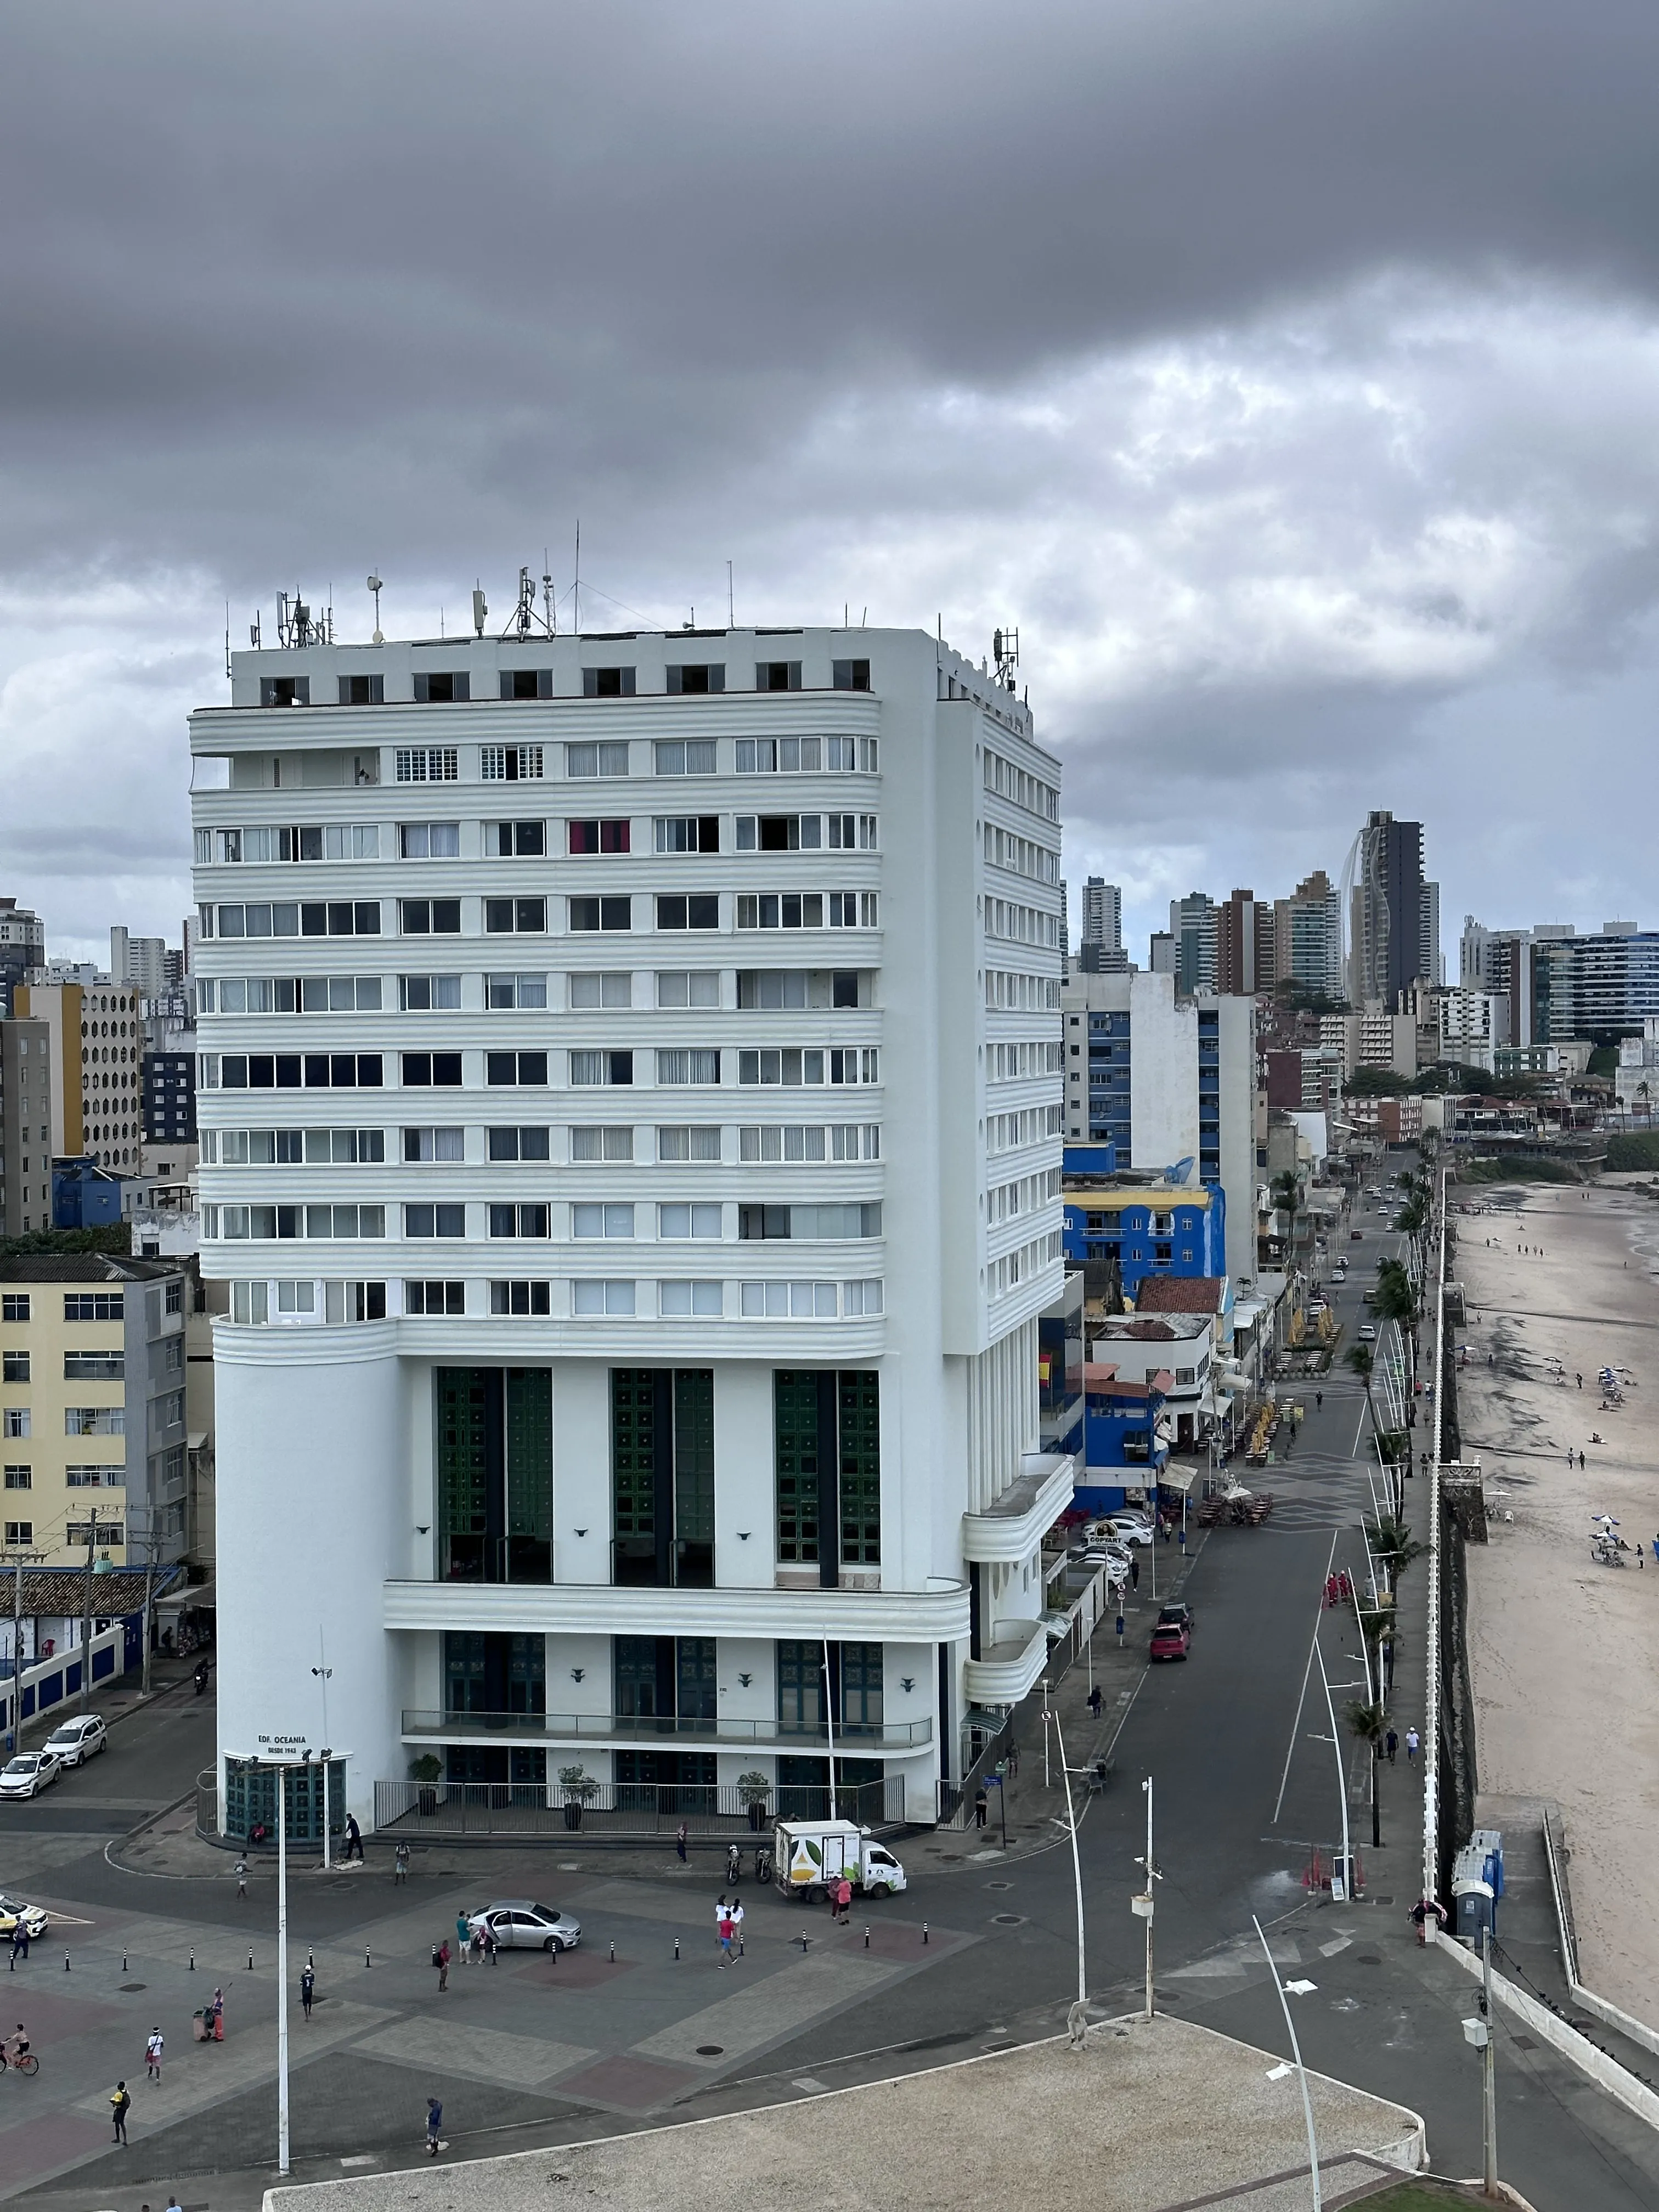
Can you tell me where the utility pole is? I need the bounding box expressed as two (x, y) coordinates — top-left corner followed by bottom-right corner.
(1481, 1926), (1498, 2198)
(78, 1507), (98, 1713)
(1134, 1774), (1162, 2016)
(139, 1508), (158, 1698)
(278, 1760), (291, 2175)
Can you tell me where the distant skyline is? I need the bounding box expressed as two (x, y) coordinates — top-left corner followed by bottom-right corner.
(5, 2), (1659, 963)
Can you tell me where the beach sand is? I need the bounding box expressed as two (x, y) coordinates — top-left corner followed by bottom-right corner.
(1455, 1174), (1659, 2019)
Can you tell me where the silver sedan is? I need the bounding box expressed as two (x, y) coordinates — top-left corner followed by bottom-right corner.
(466, 1900), (582, 1952)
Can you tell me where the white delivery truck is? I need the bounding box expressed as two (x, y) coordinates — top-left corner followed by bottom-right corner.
(774, 1818), (908, 1898)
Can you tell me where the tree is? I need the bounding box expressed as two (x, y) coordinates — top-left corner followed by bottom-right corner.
(1363, 1512), (1427, 1594)
(1344, 1699), (1387, 1848)
(1346, 1343), (1377, 1438)
(1271, 1170), (1301, 1259)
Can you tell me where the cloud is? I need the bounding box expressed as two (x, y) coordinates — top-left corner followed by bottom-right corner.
(3, 2), (1659, 964)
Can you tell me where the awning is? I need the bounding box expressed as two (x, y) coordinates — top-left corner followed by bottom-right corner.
(961, 1704), (1012, 1731)
(1156, 1465), (1198, 1496)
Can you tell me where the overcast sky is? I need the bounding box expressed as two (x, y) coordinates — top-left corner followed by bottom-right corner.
(4, 0), (1658, 967)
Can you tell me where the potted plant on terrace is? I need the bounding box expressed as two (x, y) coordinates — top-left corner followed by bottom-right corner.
(559, 1763), (599, 1830)
(738, 1771), (772, 1832)
(409, 1753), (442, 1816)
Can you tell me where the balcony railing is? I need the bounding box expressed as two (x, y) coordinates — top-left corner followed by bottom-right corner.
(403, 1708), (932, 1747)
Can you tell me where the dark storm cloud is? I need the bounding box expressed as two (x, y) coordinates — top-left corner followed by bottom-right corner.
(5, 0), (1659, 580)
(4, 0), (1659, 960)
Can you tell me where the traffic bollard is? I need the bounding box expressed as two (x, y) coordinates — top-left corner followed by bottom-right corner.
(865, 1924), (871, 1949)
(122, 1953), (128, 1973)
(189, 1951), (195, 1972)
(609, 1942), (615, 1965)
(248, 1949), (254, 1971)
(365, 1946), (371, 1969)
(64, 1950), (70, 1972)
(923, 1922), (929, 1944)
(674, 1938), (680, 1961)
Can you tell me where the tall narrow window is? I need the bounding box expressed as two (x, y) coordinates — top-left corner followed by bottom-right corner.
(610, 1368), (715, 1589)
(435, 1366), (551, 1584)
(774, 1370), (879, 1579)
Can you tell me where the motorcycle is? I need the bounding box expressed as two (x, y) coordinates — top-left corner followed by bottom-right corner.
(194, 1661), (210, 1697)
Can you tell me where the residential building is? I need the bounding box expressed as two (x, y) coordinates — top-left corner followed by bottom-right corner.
(1062, 969), (1255, 1282)
(1347, 811), (1425, 1006)
(1436, 988), (1508, 1073)
(1421, 880), (1443, 986)
(0, 1254), (190, 1571)
(1080, 878), (1121, 955)
(191, 620), (1066, 1835)
(1168, 892), (1218, 996)
(1272, 871), (1343, 1000)
(1087, 1312), (1215, 1453)
(1215, 889), (1274, 998)
(110, 929), (170, 997)
(1077, 1363), (1169, 1513)
(0, 900), (46, 1018)
(144, 1050), (198, 1143)
(1532, 926), (1659, 1043)
(12, 979), (145, 1171)
(1149, 931), (1176, 975)
(0, 1019), (54, 1236)
(1346, 1093), (1424, 1145)
(1060, 1179), (1226, 1303)
(1616, 1019), (1659, 1116)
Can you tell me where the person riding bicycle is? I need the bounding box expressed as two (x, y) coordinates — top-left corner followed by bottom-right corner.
(4, 2024), (30, 2068)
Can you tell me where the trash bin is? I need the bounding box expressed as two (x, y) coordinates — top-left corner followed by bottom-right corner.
(191, 2010), (210, 2042)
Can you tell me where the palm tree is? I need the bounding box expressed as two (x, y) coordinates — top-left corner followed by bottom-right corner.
(1346, 1342), (1376, 1436)
(1344, 1698), (1387, 1847)
(1271, 1170), (1301, 1262)
(1374, 1263), (1420, 1402)
(1363, 1511), (1427, 1594)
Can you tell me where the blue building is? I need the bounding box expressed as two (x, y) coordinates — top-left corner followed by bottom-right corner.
(1061, 1167), (1227, 1304)
(1075, 1362), (1170, 1515)
(51, 1158), (124, 1229)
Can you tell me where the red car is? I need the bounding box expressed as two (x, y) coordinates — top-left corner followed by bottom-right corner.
(1149, 1618), (1192, 1662)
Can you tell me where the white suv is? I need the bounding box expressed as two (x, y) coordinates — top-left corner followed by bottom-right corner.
(44, 1716), (107, 1768)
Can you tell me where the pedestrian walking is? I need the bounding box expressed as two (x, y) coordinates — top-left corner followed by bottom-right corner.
(1405, 1727), (1420, 1762)
(1316, 1391), (1323, 1410)
(426, 2096), (443, 2157)
(973, 1786), (988, 1830)
(300, 1966), (314, 2021)
(394, 1841), (410, 1883)
(732, 1898), (745, 1957)
(836, 1876), (853, 1923)
(235, 1859), (248, 1899)
(1087, 1683), (1102, 1720)
(1006, 1739), (1019, 1777)
(1130, 1555), (1139, 1590)
(10, 1920), (26, 1964)
(717, 1910), (735, 1966)
(145, 2027), (163, 2080)
(345, 1813), (364, 1863)
(481, 1922), (498, 1966)
(111, 2080), (131, 2143)
(676, 1821), (688, 1862)
(1385, 1727), (1398, 1764)
(455, 1910), (470, 1961)
(434, 1940), (449, 1993)
(1577, 1374), (1583, 1390)
(209, 1988), (224, 2040)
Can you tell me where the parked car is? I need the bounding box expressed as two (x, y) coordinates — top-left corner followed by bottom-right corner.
(0, 1896), (49, 1940)
(1156, 1602), (1195, 1637)
(0, 1751), (61, 1801)
(1104, 1517), (1154, 1546)
(44, 1714), (106, 1768)
(1358, 1324), (1377, 1342)
(466, 1900), (582, 1953)
(1149, 1618), (1192, 1662)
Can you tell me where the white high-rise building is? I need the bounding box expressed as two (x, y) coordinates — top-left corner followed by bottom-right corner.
(190, 622), (1066, 1838)
(1080, 878), (1121, 952)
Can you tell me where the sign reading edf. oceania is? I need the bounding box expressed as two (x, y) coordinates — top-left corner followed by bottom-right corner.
(256, 1734), (312, 1753)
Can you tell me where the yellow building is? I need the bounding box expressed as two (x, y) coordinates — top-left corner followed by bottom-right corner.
(0, 1254), (189, 1570)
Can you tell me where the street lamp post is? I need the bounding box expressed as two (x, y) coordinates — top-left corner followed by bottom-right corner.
(1134, 1775), (1162, 2017)
(1048, 1706), (1087, 2015)
(1253, 1915), (1322, 2210)
(311, 1637), (334, 1869)
(1316, 1643), (1352, 1898)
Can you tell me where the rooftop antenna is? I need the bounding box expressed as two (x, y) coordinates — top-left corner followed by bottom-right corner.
(250, 609), (262, 649)
(224, 602), (232, 681)
(727, 560), (734, 628)
(994, 625), (1020, 691)
(367, 574), (383, 644)
(573, 520), (580, 638)
(543, 551), (555, 637)
(472, 583), (488, 637)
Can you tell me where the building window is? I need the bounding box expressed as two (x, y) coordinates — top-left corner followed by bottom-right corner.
(611, 1368), (714, 1587)
(774, 1369), (880, 1567)
(480, 744), (544, 782)
(436, 1368), (551, 1583)
(405, 1204), (467, 1238)
(399, 975), (463, 1012)
(654, 816), (720, 854)
(756, 660), (802, 691)
(657, 1126), (723, 1162)
(412, 672), (469, 703)
(486, 897), (546, 934)
(1, 1297), (30, 1323)
(394, 747), (459, 782)
(500, 668), (553, 700)
(2, 1410), (30, 1440)
(2, 1353), (29, 1384)
(573, 1203), (634, 1239)
(656, 970), (719, 1009)
(482, 1049), (548, 1087)
(659, 1280), (723, 1316)
(658, 1203), (721, 1239)
(404, 1127), (466, 1162)
(63, 1354), (123, 1381)
(486, 972), (549, 1009)
(3, 1468), (30, 1491)
(569, 1126), (633, 1161)
(399, 822), (460, 859)
(832, 659), (871, 691)
(573, 1280), (636, 1316)
(489, 1280), (551, 1316)
(656, 894), (720, 932)
(489, 1204), (550, 1240)
(581, 669), (635, 699)
(566, 819), (630, 855)
(568, 1050), (631, 1087)
(566, 738), (630, 776)
(401, 1052), (464, 1087)
(653, 738), (718, 775)
(487, 1126), (552, 1161)
(664, 667), (724, 697)
(407, 1281), (465, 1316)
(399, 899), (461, 936)
(3, 1522), (32, 1546)
(736, 891), (874, 930)
(656, 1049), (720, 1086)
(489, 820), (548, 857)
(569, 896), (631, 933)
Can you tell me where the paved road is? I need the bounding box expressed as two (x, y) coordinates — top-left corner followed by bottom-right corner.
(6, 1178), (1659, 2207)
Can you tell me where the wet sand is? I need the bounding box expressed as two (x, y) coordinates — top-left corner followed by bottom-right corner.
(1455, 1175), (1659, 2019)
